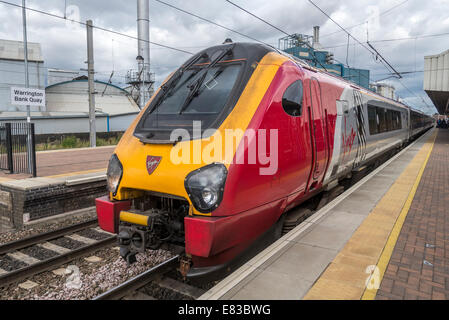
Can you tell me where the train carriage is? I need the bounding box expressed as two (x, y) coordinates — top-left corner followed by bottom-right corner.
(96, 42), (434, 279)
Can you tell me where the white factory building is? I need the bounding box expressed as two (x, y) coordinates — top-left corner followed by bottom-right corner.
(0, 39), (141, 134)
(0, 39), (46, 112)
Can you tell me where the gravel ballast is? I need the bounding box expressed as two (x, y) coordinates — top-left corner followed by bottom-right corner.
(0, 209), (97, 245)
(49, 237), (85, 250)
(75, 229), (110, 241)
(0, 246), (173, 300)
(19, 246), (59, 261)
(0, 255), (28, 272)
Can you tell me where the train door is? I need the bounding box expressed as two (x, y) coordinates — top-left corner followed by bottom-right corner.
(307, 77), (329, 190)
(279, 76), (313, 204)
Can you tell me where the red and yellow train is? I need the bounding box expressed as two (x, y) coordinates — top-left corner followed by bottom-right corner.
(96, 42), (433, 279)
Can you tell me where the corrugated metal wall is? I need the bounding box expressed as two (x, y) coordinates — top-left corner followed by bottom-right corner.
(424, 49), (449, 92)
(0, 60), (46, 112)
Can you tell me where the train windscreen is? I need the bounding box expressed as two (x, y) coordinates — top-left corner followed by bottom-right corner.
(140, 63), (241, 130)
(133, 43), (274, 143)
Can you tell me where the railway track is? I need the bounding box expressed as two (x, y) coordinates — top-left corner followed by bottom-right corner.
(0, 219), (116, 288)
(93, 255), (180, 300)
(93, 255), (206, 300)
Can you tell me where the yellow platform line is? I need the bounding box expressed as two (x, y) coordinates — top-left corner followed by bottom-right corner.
(44, 168), (106, 178)
(362, 132), (436, 300)
(303, 131), (437, 300)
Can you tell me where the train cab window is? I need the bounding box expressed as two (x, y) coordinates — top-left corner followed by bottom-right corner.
(282, 80), (303, 117)
(147, 64), (242, 116)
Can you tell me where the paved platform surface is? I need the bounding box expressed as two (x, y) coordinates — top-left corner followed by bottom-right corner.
(200, 128), (444, 300)
(375, 129), (449, 300)
(0, 146), (114, 180)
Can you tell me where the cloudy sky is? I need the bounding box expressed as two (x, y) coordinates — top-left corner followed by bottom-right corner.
(1, 0), (448, 113)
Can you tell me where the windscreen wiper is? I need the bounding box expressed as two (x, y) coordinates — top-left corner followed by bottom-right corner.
(178, 72), (208, 115)
(178, 45), (235, 115)
(147, 52), (209, 114)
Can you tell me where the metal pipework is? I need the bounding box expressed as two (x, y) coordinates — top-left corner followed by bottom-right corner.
(313, 26), (320, 45)
(137, 0), (150, 68)
(137, 0), (150, 109)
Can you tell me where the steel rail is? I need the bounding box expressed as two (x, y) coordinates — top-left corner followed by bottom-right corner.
(93, 255), (180, 300)
(0, 219), (98, 255)
(0, 236), (116, 288)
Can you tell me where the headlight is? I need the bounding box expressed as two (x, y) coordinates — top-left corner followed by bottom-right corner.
(107, 154), (123, 196)
(185, 163), (227, 213)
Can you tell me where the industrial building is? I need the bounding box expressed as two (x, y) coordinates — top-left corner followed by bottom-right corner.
(0, 0), (156, 136)
(47, 68), (80, 86)
(0, 36), (142, 135)
(424, 49), (449, 115)
(0, 39), (45, 112)
(279, 26), (370, 89)
(0, 79), (140, 134)
(369, 82), (397, 100)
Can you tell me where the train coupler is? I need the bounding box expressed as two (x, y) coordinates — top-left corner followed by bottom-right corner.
(118, 229), (140, 265)
(120, 247), (137, 266)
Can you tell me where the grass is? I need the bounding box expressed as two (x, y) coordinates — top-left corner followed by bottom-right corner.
(36, 134), (122, 151)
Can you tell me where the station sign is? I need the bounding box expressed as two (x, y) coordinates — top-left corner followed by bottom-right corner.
(10, 87), (46, 107)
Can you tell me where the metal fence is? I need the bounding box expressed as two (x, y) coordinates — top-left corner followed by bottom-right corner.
(0, 122), (36, 177)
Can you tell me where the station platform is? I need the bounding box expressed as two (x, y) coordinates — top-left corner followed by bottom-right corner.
(0, 146), (114, 231)
(200, 128), (448, 300)
(0, 145), (114, 181)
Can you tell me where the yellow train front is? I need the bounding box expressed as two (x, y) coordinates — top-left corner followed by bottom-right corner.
(96, 42), (296, 280)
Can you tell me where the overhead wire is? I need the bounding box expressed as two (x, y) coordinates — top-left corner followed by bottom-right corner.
(0, 0), (194, 55)
(0, 0), (435, 111)
(320, 0), (410, 39)
(224, 0), (329, 71)
(307, 0), (432, 110)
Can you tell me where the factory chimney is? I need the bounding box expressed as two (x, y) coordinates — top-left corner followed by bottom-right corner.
(313, 26), (322, 50)
(137, 0), (150, 109)
(126, 0), (154, 109)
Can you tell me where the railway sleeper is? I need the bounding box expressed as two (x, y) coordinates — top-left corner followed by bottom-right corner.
(154, 276), (206, 300)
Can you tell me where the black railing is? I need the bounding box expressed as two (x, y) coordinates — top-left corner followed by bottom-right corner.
(0, 122), (37, 177)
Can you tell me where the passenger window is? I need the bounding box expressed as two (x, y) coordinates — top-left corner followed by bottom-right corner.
(282, 80), (303, 117)
(368, 105), (378, 134)
(386, 110), (393, 131)
(368, 104), (403, 135)
(377, 107), (387, 133)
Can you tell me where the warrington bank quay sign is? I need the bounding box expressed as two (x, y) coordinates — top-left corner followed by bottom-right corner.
(10, 87), (45, 107)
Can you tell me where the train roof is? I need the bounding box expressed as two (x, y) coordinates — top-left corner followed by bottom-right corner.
(188, 42), (432, 119)
(270, 45), (433, 117)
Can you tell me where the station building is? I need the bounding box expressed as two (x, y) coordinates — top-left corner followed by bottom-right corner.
(424, 49), (449, 115)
